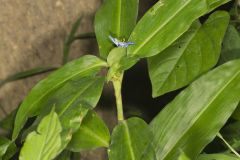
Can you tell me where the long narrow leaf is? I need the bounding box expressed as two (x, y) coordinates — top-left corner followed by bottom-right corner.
(108, 117), (156, 160)
(0, 66), (57, 87)
(62, 17), (82, 64)
(151, 59), (240, 159)
(33, 76), (105, 150)
(127, 0), (230, 58)
(12, 55), (107, 140)
(19, 76), (105, 153)
(95, 0), (139, 58)
(67, 111), (110, 151)
(148, 11), (229, 97)
(19, 110), (62, 160)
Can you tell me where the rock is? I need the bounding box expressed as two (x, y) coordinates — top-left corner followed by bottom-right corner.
(0, 0), (101, 116)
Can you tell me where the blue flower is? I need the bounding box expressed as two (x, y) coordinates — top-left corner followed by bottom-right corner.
(109, 35), (134, 48)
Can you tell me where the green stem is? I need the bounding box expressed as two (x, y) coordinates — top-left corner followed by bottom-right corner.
(112, 72), (124, 121)
(217, 133), (240, 158)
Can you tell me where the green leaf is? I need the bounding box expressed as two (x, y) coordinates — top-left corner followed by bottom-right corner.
(58, 104), (89, 150)
(178, 152), (190, 160)
(127, 0), (230, 58)
(21, 76), (105, 151)
(217, 133), (240, 158)
(95, 0), (139, 58)
(107, 48), (127, 67)
(150, 59), (240, 160)
(197, 154), (239, 160)
(51, 77), (105, 149)
(0, 137), (11, 157)
(148, 11), (229, 97)
(12, 55), (107, 140)
(108, 117), (156, 160)
(107, 48), (139, 80)
(67, 111), (110, 151)
(19, 109), (62, 160)
(2, 142), (17, 160)
(107, 48), (126, 80)
(218, 25), (240, 65)
(0, 66), (57, 87)
(63, 17), (82, 64)
(66, 17), (82, 43)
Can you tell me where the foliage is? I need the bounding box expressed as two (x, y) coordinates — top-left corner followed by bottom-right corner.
(19, 109), (62, 160)
(1, 0), (240, 160)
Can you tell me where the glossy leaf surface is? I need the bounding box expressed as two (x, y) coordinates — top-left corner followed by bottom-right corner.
(58, 104), (88, 150)
(21, 76), (105, 150)
(51, 77), (105, 149)
(95, 0), (139, 58)
(19, 110), (62, 160)
(148, 11), (229, 97)
(151, 59), (240, 159)
(127, 0), (230, 58)
(67, 111), (110, 151)
(13, 55), (107, 140)
(108, 117), (156, 160)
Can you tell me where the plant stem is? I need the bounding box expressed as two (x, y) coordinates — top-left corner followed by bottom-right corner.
(217, 133), (240, 158)
(112, 72), (124, 121)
